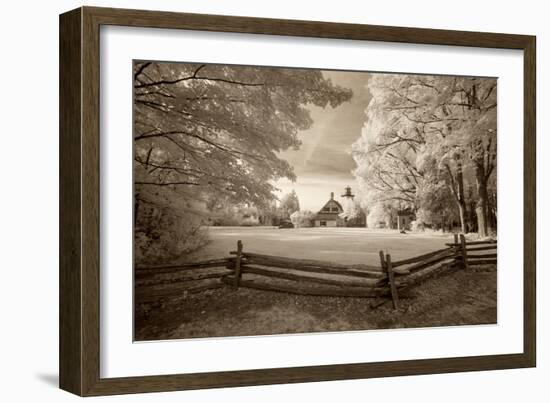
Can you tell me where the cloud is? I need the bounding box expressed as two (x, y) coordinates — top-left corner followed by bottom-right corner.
(273, 70), (372, 211)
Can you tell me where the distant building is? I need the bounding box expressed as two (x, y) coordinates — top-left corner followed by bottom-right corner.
(313, 187), (366, 227)
(340, 186), (367, 227)
(313, 192), (344, 227)
(395, 209), (415, 231)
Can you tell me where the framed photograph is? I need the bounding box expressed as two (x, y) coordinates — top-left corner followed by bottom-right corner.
(59, 6), (536, 396)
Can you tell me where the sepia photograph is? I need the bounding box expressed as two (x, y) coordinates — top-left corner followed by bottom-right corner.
(133, 61), (497, 341)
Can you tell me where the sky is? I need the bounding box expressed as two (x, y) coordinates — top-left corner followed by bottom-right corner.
(273, 70), (372, 211)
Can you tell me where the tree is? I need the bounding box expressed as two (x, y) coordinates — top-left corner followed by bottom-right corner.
(352, 74), (427, 209)
(280, 190), (300, 219)
(352, 74), (496, 236)
(290, 210), (315, 228)
(133, 62), (352, 262)
(366, 203), (395, 229)
(416, 178), (458, 231)
(134, 62), (351, 208)
(339, 197), (361, 222)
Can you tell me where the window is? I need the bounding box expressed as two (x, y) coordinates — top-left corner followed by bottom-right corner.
(320, 221), (327, 227)
(331, 207), (339, 212)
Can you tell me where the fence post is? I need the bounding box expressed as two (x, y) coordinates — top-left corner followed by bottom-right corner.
(459, 234), (469, 270)
(452, 233), (460, 265)
(233, 240), (243, 288)
(378, 250), (386, 281)
(380, 251), (399, 310)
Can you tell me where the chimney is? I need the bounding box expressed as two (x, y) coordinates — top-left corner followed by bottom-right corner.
(330, 192), (334, 200)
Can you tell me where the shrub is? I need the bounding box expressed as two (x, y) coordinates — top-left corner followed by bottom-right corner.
(135, 206), (209, 266)
(411, 220), (425, 232)
(290, 210), (315, 228)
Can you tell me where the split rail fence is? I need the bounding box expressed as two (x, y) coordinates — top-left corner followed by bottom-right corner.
(135, 235), (496, 309)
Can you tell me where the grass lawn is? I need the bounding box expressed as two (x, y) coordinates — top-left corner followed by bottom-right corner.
(188, 226), (456, 266)
(135, 266), (496, 341)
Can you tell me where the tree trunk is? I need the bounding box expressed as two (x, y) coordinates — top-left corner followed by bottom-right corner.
(487, 190), (497, 233)
(445, 162), (467, 233)
(475, 165), (489, 238)
(457, 202), (466, 234)
(455, 162), (468, 234)
(468, 195), (477, 233)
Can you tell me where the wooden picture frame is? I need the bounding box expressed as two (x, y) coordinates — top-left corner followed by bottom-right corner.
(59, 6), (536, 396)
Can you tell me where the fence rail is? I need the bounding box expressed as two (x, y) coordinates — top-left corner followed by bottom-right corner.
(135, 258), (233, 302)
(135, 233), (496, 308)
(449, 233), (498, 268)
(229, 252), (385, 278)
(135, 258), (230, 274)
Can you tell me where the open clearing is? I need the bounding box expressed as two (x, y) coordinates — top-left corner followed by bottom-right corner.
(188, 226), (455, 266)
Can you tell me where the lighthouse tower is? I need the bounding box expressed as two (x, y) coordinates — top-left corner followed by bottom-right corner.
(341, 186), (355, 200)
(340, 186), (356, 226)
(338, 186), (366, 227)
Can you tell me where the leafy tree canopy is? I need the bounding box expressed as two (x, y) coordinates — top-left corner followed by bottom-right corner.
(352, 73), (496, 234)
(134, 62), (352, 213)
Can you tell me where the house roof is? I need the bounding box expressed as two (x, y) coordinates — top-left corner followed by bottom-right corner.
(318, 199), (343, 213)
(313, 193), (345, 221)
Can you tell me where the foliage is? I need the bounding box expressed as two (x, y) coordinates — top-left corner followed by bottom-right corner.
(208, 202), (261, 226)
(134, 62), (351, 208)
(410, 220), (424, 232)
(279, 190), (301, 219)
(134, 203), (209, 265)
(352, 74), (497, 235)
(290, 210), (316, 228)
(339, 196), (361, 221)
(366, 203), (393, 229)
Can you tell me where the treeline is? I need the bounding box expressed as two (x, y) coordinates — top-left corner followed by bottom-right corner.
(352, 74), (497, 236)
(207, 190), (301, 226)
